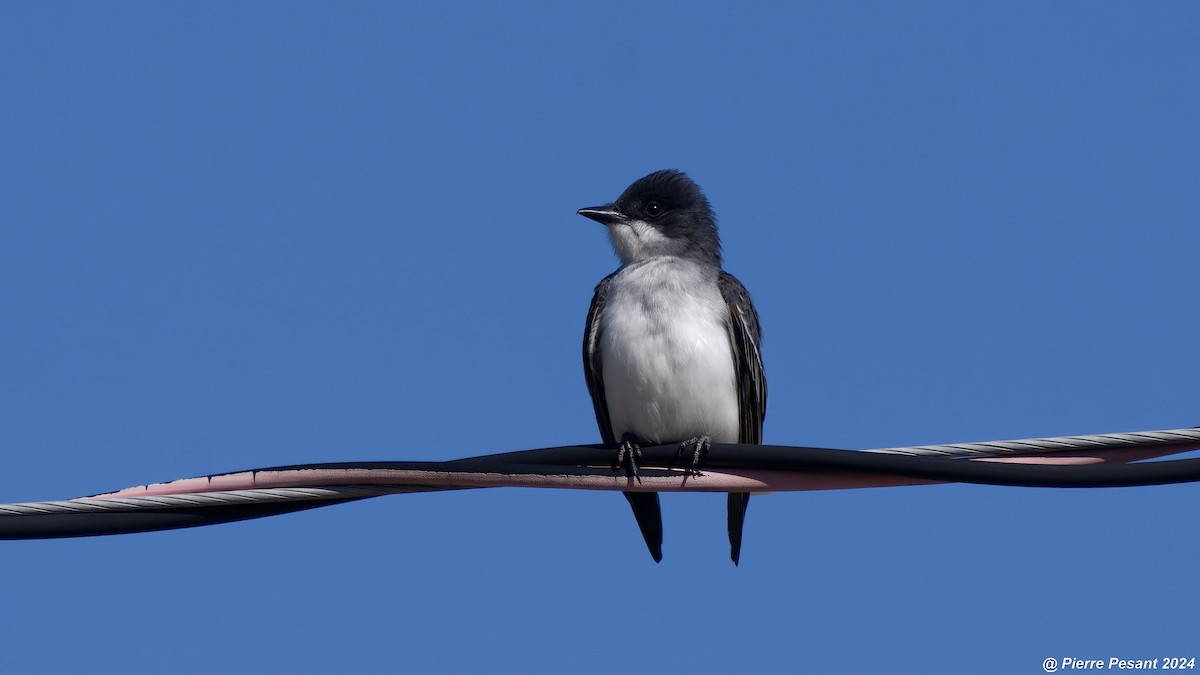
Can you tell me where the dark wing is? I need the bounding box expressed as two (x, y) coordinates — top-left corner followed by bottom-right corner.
(718, 271), (767, 444)
(582, 272), (618, 444)
(718, 271), (766, 565)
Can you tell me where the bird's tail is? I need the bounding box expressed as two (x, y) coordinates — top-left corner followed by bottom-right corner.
(623, 491), (663, 562)
(727, 492), (750, 565)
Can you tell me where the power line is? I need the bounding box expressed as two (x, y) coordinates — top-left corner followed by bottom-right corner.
(3, 427), (1198, 540)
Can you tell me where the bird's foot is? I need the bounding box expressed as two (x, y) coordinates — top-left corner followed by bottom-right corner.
(614, 433), (643, 484)
(675, 435), (712, 476)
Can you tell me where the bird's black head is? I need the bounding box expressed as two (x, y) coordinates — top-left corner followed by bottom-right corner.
(578, 169), (722, 266)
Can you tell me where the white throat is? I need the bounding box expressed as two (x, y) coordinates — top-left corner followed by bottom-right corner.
(606, 219), (673, 264)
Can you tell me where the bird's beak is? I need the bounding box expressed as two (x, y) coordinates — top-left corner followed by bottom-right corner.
(577, 206), (627, 226)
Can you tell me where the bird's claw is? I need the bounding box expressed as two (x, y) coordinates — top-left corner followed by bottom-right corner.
(675, 435), (711, 476)
(615, 435), (643, 484)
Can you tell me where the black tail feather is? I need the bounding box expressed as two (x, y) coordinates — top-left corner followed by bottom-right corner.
(727, 492), (750, 565)
(623, 492), (663, 562)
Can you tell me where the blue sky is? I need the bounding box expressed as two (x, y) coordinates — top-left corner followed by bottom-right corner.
(2, 2), (1198, 672)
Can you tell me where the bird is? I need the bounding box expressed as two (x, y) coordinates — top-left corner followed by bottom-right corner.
(577, 169), (767, 564)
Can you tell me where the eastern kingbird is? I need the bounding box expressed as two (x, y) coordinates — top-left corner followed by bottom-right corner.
(578, 169), (767, 564)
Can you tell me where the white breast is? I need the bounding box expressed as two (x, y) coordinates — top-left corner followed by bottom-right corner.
(599, 258), (739, 445)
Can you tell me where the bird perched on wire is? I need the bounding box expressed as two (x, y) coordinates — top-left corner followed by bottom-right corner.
(578, 169), (767, 564)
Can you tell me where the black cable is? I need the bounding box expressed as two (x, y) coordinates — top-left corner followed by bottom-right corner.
(0, 498), (371, 540)
(255, 441), (1200, 488)
(4, 442), (1199, 540)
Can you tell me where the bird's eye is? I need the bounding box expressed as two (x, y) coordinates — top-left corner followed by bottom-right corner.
(644, 201), (663, 218)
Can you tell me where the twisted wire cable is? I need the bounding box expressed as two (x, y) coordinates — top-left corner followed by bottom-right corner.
(868, 427), (1200, 458)
(3, 427), (1198, 539)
